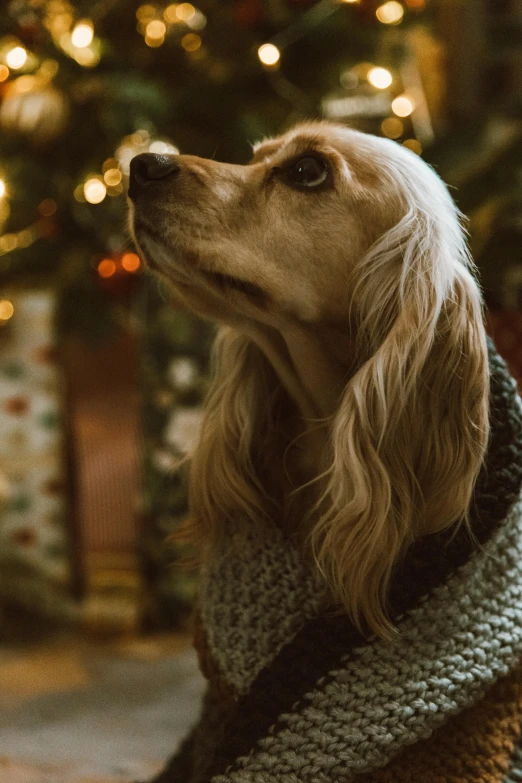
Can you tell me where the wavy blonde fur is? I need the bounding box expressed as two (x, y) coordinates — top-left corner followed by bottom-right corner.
(134, 123), (490, 638)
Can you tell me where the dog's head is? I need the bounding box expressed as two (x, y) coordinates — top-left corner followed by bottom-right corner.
(129, 122), (415, 329)
(129, 122), (490, 638)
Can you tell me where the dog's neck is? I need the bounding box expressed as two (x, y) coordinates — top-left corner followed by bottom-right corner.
(243, 319), (356, 534)
(246, 320), (356, 422)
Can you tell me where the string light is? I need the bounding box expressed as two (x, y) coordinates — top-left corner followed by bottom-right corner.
(403, 139), (422, 154)
(6, 46), (27, 69)
(0, 300), (14, 322)
(392, 94), (415, 117)
(181, 33), (201, 51)
(71, 20), (94, 48)
(0, 180), (5, 199)
(146, 20), (167, 39)
(164, 4), (179, 23)
(84, 177), (107, 204)
(176, 3), (196, 22)
(376, 1), (405, 24)
(367, 67), (392, 89)
(97, 259), (116, 278)
(381, 117), (404, 138)
(258, 43), (280, 67)
(103, 168), (122, 186)
(186, 10), (206, 30)
(338, 0), (360, 3)
(121, 253), (141, 273)
(0, 65), (8, 82)
(136, 5), (157, 21)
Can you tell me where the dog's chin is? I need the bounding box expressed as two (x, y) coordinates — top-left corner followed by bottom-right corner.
(133, 221), (267, 305)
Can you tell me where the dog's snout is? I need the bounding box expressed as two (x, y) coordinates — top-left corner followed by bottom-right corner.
(128, 153), (179, 200)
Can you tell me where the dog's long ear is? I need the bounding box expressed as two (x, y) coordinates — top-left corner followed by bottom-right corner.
(185, 325), (286, 556)
(308, 165), (490, 638)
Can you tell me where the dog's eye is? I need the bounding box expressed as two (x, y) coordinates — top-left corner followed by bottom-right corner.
(288, 156), (328, 188)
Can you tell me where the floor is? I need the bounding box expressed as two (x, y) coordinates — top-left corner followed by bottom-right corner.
(0, 633), (205, 783)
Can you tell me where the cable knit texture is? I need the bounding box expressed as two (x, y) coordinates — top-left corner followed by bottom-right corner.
(152, 338), (522, 783)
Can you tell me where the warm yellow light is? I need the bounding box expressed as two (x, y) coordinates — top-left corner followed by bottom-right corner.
(186, 9), (206, 30)
(72, 46), (100, 67)
(0, 300), (14, 321)
(368, 67), (393, 89)
(6, 46), (27, 70)
(164, 4), (179, 22)
(136, 4), (157, 20)
(102, 158), (119, 173)
(176, 3), (196, 21)
(181, 33), (201, 51)
(145, 35), (164, 47)
(258, 43), (280, 66)
(98, 259), (116, 278)
(146, 20), (167, 39)
(376, 1), (405, 24)
(84, 178), (107, 204)
(0, 180), (5, 199)
(392, 94), (415, 116)
(121, 252), (141, 273)
(0, 234), (17, 252)
(381, 117), (404, 139)
(405, 0), (425, 7)
(103, 168), (122, 186)
(403, 138), (422, 154)
(338, 0), (360, 3)
(73, 184), (86, 202)
(0, 65), (9, 82)
(71, 20), (94, 48)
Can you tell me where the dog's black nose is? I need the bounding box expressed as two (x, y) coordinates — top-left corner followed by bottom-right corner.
(128, 153), (179, 199)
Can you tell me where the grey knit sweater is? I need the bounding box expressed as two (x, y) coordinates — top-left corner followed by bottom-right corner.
(152, 337), (522, 783)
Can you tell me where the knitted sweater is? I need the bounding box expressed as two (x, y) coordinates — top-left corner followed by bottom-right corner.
(153, 337), (522, 783)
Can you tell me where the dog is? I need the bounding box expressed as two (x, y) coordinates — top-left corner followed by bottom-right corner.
(129, 122), (522, 783)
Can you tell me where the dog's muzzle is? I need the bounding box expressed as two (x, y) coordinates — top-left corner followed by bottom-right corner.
(128, 153), (179, 201)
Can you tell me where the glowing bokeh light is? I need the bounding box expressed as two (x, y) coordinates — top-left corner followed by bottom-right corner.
(381, 117), (404, 139)
(0, 300), (14, 321)
(403, 139), (422, 154)
(368, 67), (392, 89)
(97, 259), (116, 278)
(176, 3), (196, 21)
(71, 20), (94, 48)
(164, 4), (179, 23)
(392, 94), (415, 116)
(103, 168), (122, 186)
(84, 178), (107, 204)
(258, 43), (280, 66)
(146, 20), (166, 39)
(376, 1), (405, 24)
(181, 33), (201, 51)
(121, 253), (141, 272)
(0, 65), (9, 82)
(137, 4), (157, 20)
(0, 180), (5, 199)
(6, 46), (27, 69)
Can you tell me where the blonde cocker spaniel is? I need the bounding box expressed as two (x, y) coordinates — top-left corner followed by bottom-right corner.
(129, 122), (488, 639)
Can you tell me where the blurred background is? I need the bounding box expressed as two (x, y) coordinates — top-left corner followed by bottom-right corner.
(0, 0), (521, 779)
